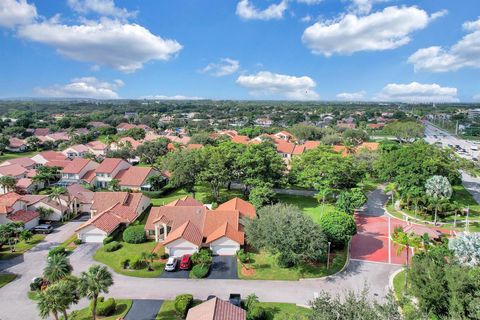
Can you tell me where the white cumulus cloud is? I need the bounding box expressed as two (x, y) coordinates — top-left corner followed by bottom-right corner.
(141, 95), (204, 100)
(302, 6), (444, 56)
(297, 0), (323, 4)
(349, 0), (389, 14)
(67, 0), (136, 19)
(201, 58), (240, 77)
(408, 17), (480, 72)
(0, 0), (37, 28)
(236, 0), (288, 21)
(375, 82), (459, 103)
(236, 71), (319, 100)
(18, 19), (182, 73)
(35, 77), (124, 99)
(336, 90), (366, 101)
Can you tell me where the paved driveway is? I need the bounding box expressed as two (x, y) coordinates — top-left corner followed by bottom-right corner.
(206, 256), (238, 279)
(160, 269), (190, 279)
(125, 299), (164, 320)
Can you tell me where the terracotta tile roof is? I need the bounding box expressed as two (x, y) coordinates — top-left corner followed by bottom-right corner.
(88, 121), (108, 128)
(166, 196), (204, 207)
(146, 206), (207, 231)
(231, 135), (250, 144)
(0, 164), (28, 177)
(115, 166), (156, 187)
(16, 178), (33, 189)
(26, 169), (36, 178)
(144, 133), (163, 141)
(67, 184), (94, 203)
(76, 209), (126, 234)
(367, 123), (385, 129)
(82, 170), (96, 183)
(276, 141), (296, 154)
(65, 144), (90, 153)
(86, 140), (106, 150)
(46, 132), (69, 141)
(96, 158), (127, 174)
(91, 192), (146, 217)
(9, 137), (26, 148)
(36, 151), (68, 162)
(34, 128), (50, 136)
(186, 298), (246, 320)
(45, 160), (71, 169)
(1, 157), (36, 168)
(21, 194), (47, 205)
(117, 137), (142, 150)
(292, 144), (306, 155)
(7, 210), (39, 223)
(163, 220), (203, 246)
(332, 145), (349, 157)
(217, 197), (256, 219)
(205, 222), (244, 245)
(357, 142), (379, 152)
(62, 158), (96, 174)
(117, 122), (136, 130)
(165, 135), (191, 145)
(204, 210), (239, 235)
(0, 192), (23, 214)
(304, 140), (321, 150)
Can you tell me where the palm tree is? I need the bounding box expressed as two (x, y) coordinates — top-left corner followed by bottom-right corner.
(43, 254), (73, 283)
(393, 230), (420, 290)
(385, 182), (398, 207)
(314, 187), (332, 214)
(19, 230), (33, 243)
(425, 175), (452, 225)
(78, 265), (113, 320)
(107, 179), (120, 191)
(37, 207), (54, 220)
(49, 186), (68, 221)
(37, 279), (78, 320)
(0, 176), (16, 193)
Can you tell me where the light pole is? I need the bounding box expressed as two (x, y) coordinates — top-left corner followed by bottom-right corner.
(327, 242), (331, 269)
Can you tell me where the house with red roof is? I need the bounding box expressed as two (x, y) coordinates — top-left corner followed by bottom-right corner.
(6, 138), (27, 152)
(76, 191), (151, 242)
(62, 144), (91, 159)
(0, 157), (36, 170)
(61, 158), (99, 184)
(115, 166), (160, 191)
(116, 122), (137, 132)
(94, 158), (131, 189)
(86, 140), (108, 157)
(145, 197), (254, 256)
(0, 192), (39, 229)
(186, 297), (246, 320)
(31, 151), (69, 166)
(22, 194), (70, 221)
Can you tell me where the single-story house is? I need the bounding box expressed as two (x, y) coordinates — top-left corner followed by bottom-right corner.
(145, 197), (254, 256)
(6, 138), (27, 152)
(22, 194), (70, 221)
(186, 297), (246, 320)
(31, 151), (69, 166)
(75, 192), (151, 242)
(116, 166), (161, 191)
(0, 157), (36, 170)
(62, 144), (91, 159)
(66, 183), (94, 214)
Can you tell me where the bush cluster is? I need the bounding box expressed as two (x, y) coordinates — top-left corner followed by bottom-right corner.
(130, 257), (146, 270)
(174, 294), (193, 318)
(73, 239), (82, 245)
(48, 246), (67, 257)
(191, 264), (210, 278)
(90, 297), (116, 316)
(104, 241), (122, 252)
(123, 225), (146, 244)
(103, 236), (114, 245)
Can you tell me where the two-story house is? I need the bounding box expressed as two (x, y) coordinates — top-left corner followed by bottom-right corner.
(94, 158), (131, 189)
(60, 158), (99, 184)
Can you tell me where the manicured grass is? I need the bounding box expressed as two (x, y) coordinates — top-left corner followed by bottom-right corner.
(238, 248), (347, 280)
(0, 274), (16, 288)
(27, 291), (39, 300)
(276, 194), (336, 224)
(69, 299), (132, 320)
(93, 240), (165, 277)
(150, 186), (242, 207)
(0, 234), (45, 260)
(393, 269), (417, 318)
(258, 302), (312, 320)
(0, 151), (38, 163)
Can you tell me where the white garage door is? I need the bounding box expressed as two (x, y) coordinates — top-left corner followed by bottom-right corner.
(211, 245), (239, 255)
(82, 233), (105, 243)
(169, 247), (196, 257)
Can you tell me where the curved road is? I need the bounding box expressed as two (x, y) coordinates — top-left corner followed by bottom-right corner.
(0, 191), (400, 320)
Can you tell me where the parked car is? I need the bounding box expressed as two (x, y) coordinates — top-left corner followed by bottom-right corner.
(164, 257), (178, 272)
(229, 294), (241, 307)
(179, 254), (192, 270)
(33, 225), (53, 234)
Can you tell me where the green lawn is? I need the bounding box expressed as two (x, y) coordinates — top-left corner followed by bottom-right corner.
(258, 302), (312, 320)
(93, 240), (165, 277)
(156, 300), (202, 320)
(0, 274), (16, 288)
(275, 194), (336, 224)
(150, 186), (243, 207)
(0, 234), (45, 260)
(392, 269), (417, 318)
(238, 248), (347, 280)
(69, 299), (132, 320)
(0, 151), (38, 163)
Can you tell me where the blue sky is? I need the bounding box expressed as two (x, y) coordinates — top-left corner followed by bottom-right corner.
(0, 0), (479, 102)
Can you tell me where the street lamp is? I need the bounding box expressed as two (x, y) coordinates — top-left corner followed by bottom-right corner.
(327, 242), (331, 269)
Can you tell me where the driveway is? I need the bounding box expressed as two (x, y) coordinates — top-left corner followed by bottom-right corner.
(160, 269), (190, 279)
(206, 256), (238, 279)
(125, 299), (164, 320)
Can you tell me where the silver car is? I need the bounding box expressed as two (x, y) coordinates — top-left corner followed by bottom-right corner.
(164, 257), (178, 272)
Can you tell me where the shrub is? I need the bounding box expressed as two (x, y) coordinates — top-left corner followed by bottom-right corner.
(48, 246), (67, 257)
(192, 249), (212, 266)
(73, 239), (82, 245)
(90, 297), (116, 316)
(104, 241), (122, 252)
(123, 225), (146, 244)
(103, 236), (114, 245)
(130, 257), (146, 270)
(120, 259), (130, 269)
(318, 211), (357, 248)
(248, 305), (267, 320)
(191, 264), (210, 278)
(174, 294), (193, 318)
(30, 277), (43, 291)
(237, 249), (253, 264)
(160, 253), (169, 260)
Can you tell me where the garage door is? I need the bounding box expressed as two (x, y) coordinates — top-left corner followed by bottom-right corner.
(82, 233), (105, 243)
(169, 247), (196, 257)
(211, 245), (239, 255)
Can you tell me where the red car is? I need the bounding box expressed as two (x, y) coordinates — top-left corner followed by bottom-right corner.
(179, 254), (192, 270)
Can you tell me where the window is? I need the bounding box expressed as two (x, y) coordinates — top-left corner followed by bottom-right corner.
(148, 230), (155, 236)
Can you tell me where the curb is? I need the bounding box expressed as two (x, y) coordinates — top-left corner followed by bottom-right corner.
(389, 267), (404, 292)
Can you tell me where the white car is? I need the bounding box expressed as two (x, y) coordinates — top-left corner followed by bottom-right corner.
(164, 257), (178, 272)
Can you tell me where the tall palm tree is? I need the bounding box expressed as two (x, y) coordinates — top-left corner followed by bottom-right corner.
(314, 187), (332, 214)
(37, 287), (62, 320)
(78, 265), (113, 320)
(394, 230), (420, 290)
(43, 254), (73, 283)
(0, 176), (16, 193)
(385, 182), (398, 207)
(37, 279), (79, 320)
(49, 186), (68, 221)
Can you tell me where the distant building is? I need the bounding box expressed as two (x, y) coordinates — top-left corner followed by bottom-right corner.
(468, 109), (480, 119)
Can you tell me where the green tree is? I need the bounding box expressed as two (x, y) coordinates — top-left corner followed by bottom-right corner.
(135, 138), (169, 164)
(121, 127), (145, 140)
(107, 179), (120, 191)
(48, 186), (68, 220)
(0, 176), (16, 193)
(37, 207), (54, 220)
(19, 229), (33, 243)
(383, 121), (424, 143)
(318, 211), (356, 248)
(198, 146), (229, 202)
(26, 136), (41, 150)
(37, 279), (79, 320)
(43, 254), (73, 283)
(248, 182), (276, 209)
(335, 188), (367, 214)
(314, 186), (333, 214)
(0, 221), (23, 250)
(392, 229), (420, 290)
(146, 174), (165, 191)
(78, 265), (114, 320)
(244, 204), (327, 267)
(33, 166), (60, 186)
(425, 175), (452, 225)
(288, 124), (322, 141)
